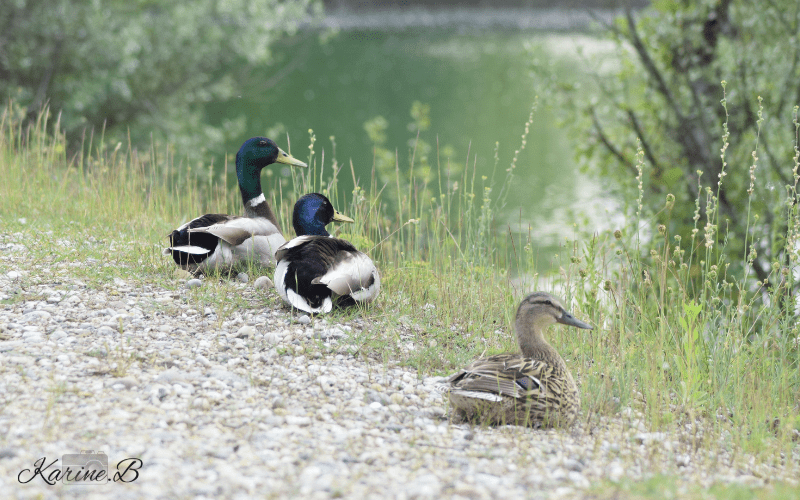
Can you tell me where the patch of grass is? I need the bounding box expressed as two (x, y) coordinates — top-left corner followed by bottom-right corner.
(588, 476), (800, 500)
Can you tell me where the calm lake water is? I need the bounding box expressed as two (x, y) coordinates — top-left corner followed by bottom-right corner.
(203, 10), (617, 251)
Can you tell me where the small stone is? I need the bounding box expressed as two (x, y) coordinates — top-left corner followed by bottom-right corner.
(406, 474), (442, 498)
(7, 356), (33, 365)
(193, 397), (211, 410)
(318, 327), (345, 339)
(366, 389), (389, 405)
(297, 315), (311, 325)
(115, 377), (138, 389)
(187, 278), (202, 289)
(236, 272), (249, 283)
(236, 325), (255, 338)
(97, 326), (115, 335)
(568, 471), (589, 488)
(22, 329), (42, 339)
(22, 310), (50, 322)
(285, 416), (311, 426)
(607, 462), (624, 482)
(254, 276), (273, 290)
(317, 376), (335, 391)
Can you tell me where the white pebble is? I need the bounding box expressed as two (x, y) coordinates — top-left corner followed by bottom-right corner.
(236, 272), (249, 283)
(254, 276), (273, 290)
(187, 278), (202, 289)
(236, 325), (255, 338)
(193, 397), (211, 410)
(298, 315), (311, 325)
(285, 416), (311, 426)
(22, 310), (50, 322)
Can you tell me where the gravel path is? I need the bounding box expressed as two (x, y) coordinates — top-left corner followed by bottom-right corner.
(1, 234), (798, 499)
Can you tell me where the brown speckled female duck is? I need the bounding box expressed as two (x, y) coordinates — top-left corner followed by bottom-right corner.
(444, 292), (592, 427)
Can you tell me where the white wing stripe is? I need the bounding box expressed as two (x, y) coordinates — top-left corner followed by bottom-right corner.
(168, 245), (211, 255)
(450, 390), (504, 402)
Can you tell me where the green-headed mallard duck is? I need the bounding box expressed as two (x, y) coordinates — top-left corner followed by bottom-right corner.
(444, 292), (592, 427)
(274, 193), (381, 314)
(164, 137), (307, 274)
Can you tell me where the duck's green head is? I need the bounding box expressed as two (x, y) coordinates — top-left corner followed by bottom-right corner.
(292, 193), (354, 237)
(236, 137), (307, 201)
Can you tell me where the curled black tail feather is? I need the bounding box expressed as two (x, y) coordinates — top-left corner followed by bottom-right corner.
(166, 213), (228, 266)
(167, 229), (216, 266)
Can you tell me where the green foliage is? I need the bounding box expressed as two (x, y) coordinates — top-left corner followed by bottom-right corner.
(0, 0), (321, 154)
(363, 101), (462, 209)
(676, 301), (708, 407)
(544, 0), (800, 294)
(537, 2), (800, 439)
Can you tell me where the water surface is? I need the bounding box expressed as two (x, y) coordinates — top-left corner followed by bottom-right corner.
(203, 14), (616, 260)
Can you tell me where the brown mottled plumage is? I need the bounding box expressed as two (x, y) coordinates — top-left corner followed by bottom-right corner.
(444, 292), (593, 427)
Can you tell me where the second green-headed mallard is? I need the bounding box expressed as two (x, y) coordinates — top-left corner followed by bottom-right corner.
(164, 137), (307, 274)
(274, 193), (381, 314)
(444, 292), (592, 427)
